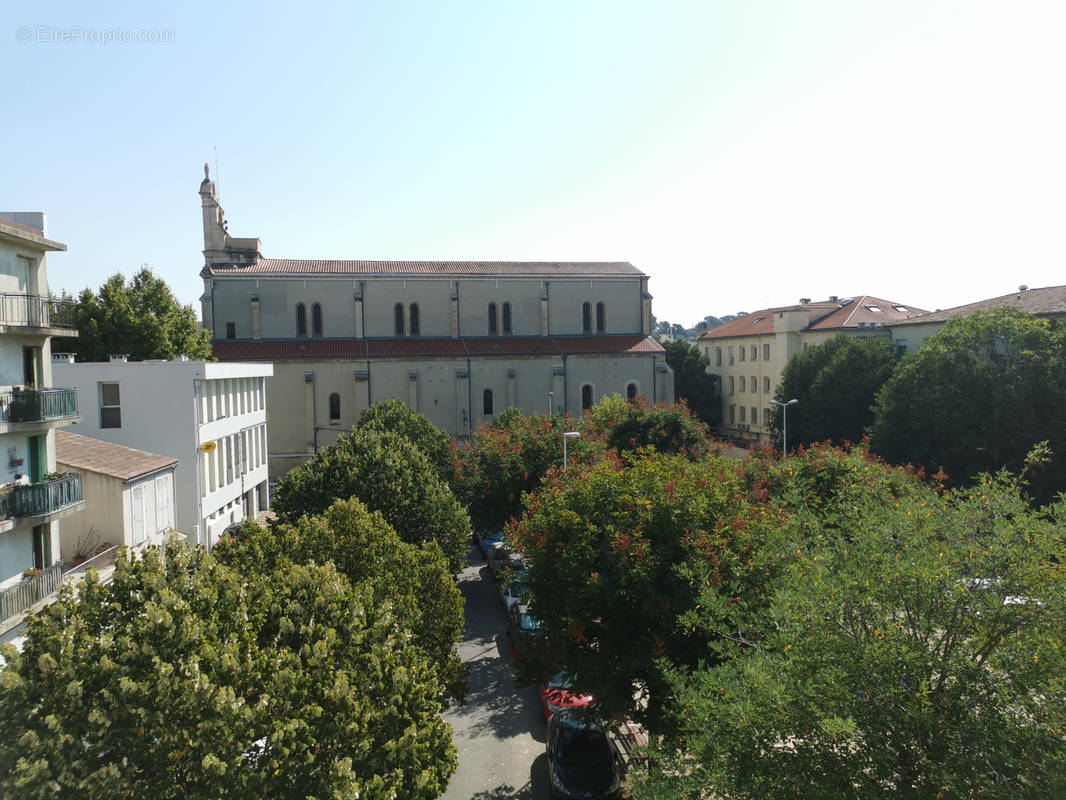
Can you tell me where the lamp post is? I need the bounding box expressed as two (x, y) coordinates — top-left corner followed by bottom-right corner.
(769, 398), (798, 454)
(562, 431), (581, 471)
(548, 391), (554, 416)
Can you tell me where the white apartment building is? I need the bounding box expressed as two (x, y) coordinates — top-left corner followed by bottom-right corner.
(0, 213), (84, 635)
(52, 357), (273, 549)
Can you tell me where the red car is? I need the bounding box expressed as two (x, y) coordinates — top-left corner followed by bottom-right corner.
(539, 672), (594, 723)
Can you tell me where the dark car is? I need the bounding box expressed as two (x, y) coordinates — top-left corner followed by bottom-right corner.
(546, 712), (620, 800)
(474, 530), (505, 559)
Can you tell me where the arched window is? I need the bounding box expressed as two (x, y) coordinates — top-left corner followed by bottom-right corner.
(296, 303), (307, 336)
(311, 303), (323, 337)
(409, 303), (420, 336)
(329, 392), (340, 422)
(483, 388), (493, 415)
(488, 302), (498, 334)
(596, 301), (606, 333)
(582, 302), (592, 333)
(626, 382), (638, 401)
(502, 302), (512, 334)
(394, 303), (405, 336)
(581, 384), (594, 412)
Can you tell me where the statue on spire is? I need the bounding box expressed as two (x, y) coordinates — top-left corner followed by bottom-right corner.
(203, 163), (211, 181)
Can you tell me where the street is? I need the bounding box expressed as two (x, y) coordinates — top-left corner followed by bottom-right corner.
(441, 548), (550, 799)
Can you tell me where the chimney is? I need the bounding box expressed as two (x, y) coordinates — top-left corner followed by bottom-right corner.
(109, 354), (129, 363)
(52, 352), (75, 364)
(173, 353), (190, 363)
(829, 295), (839, 303)
(799, 298), (811, 304)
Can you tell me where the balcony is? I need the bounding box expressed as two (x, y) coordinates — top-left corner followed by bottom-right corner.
(0, 293), (77, 333)
(0, 561), (64, 630)
(0, 473), (83, 522)
(0, 388), (79, 426)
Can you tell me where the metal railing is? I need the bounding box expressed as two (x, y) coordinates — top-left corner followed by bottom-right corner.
(4, 473), (83, 519)
(0, 388), (79, 423)
(0, 561), (64, 624)
(63, 544), (119, 581)
(0, 293), (77, 330)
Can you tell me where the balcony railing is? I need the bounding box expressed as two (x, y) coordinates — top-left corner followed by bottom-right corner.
(0, 561), (64, 624)
(0, 293), (77, 330)
(1, 473), (83, 519)
(0, 388), (79, 424)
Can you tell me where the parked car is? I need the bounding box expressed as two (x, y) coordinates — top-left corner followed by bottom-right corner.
(474, 530), (505, 559)
(487, 541), (511, 575)
(539, 672), (594, 723)
(506, 601), (541, 640)
(498, 570), (530, 610)
(546, 711), (621, 800)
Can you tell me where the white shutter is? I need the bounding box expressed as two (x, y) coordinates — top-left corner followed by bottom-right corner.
(132, 486), (146, 544)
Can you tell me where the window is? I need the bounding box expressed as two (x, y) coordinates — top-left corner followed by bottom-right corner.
(740, 406), (746, 423)
(100, 382), (121, 428)
(893, 305), (909, 313)
(739, 376), (746, 392)
(894, 339), (908, 356)
(394, 303), (405, 336)
(762, 407), (770, 426)
(751, 406), (757, 425)
(764, 377), (771, 393)
(132, 485), (146, 545)
(582, 302), (592, 333)
(750, 346), (757, 361)
(312, 303), (323, 337)
(729, 376), (735, 395)
(626, 382), (638, 401)
(155, 474), (171, 532)
(409, 303), (420, 335)
(296, 303), (307, 336)
(225, 322), (236, 339)
(488, 302), (498, 334)
(502, 302), (512, 334)
(581, 384), (594, 412)
(739, 346), (746, 362)
(866, 305), (883, 313)
(329, 392), (340, 422)
(728, 346), (734, 365)
(483, 388), (494, 415)
(728, 405), (735, 424)
(596, 302), (606, 333)
(716, 347), (722, 367)
(763, 344), (770, 360)
(751, 375), (756, 392)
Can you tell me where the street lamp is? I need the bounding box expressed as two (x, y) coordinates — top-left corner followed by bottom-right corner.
(562, 431), (581, 471)
(548, 391), (554, 416)
(769, 398), (798, 454)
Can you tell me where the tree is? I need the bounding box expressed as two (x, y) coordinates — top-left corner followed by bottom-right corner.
(216, 498), (467, 703)
(511, 450), (786, 730)
(662, 339), (721, 427)
(581, 394), (713, 459)
(772, 334), (898, 448)
(271, 428), (470, 572)
(356, 397), (456, 485)
(634, 450), (1066, 799)
(57, 267), (211, 361)
(871, 308), (1066, 500)
(0, 545), (456, 799)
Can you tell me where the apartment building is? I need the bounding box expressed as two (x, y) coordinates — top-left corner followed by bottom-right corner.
(0, 213), (84, 635)
(196, 165), (673, 478)
(52, 356), (272, 549)
(698, 296), (926, 444)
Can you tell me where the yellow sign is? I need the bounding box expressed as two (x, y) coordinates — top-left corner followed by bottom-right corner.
(199, 442), (217, 453)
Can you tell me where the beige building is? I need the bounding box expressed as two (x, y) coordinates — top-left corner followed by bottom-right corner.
(886, 285), (1066, 354)
(55, 431), (178, 563)
(698, 296), (926, 444)
(197, 167), (673, 478)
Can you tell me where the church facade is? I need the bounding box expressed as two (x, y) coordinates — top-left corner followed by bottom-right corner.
(199, 168), (674, 479)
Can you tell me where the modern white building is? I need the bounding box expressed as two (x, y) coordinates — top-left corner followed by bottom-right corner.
(52, 356), (272, 548)
(0, 213), (84, 635)
(55, 431), (178, 562)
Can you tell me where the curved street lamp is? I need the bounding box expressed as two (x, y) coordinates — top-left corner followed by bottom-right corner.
(769, 398), (798, 454)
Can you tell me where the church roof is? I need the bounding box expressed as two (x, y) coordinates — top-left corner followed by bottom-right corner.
(203, 259), (645, 279)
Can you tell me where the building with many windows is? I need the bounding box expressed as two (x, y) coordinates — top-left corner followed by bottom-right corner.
(698, 295), (926, 444)
(0, 213), (84, 635)
(196, 166), (673, 478)
(52, 355), (272, 549)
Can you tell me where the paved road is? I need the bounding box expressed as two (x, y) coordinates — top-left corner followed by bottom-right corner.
(441, 548), (550, 799)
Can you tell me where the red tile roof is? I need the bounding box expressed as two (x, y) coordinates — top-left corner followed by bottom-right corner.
(206, 259), (645, 278)
(888, 285), (1066, 327)
(698, 296), (927, 340)
(212, 335), (663, 362)
(56, 431), (178, 481)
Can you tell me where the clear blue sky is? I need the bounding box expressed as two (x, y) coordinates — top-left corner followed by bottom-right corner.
(5, 1), (1064, 326)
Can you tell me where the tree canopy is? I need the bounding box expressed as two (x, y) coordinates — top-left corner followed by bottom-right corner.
(271, 427), (470, 572)
(773, 334), (898, 448)
(661, 339), (722, 428)
(356, 397), (456, 485)
(0, 544), (456, 799)
(57, 267), (212, 361)
(582, 395), (713, 459)
(871, 308), (1066, 500)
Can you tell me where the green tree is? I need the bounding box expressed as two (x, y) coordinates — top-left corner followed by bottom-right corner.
(871, 308), (1066, 500)
(581, 395), (713, 459)
(634, 452), (1066, 799)
(0, 545), (456, 799)
(772, 334), (898, 448)
(356, 397), (456, 484)
(511, 450), (786, 730)
(272, 428), (470, 572)
(216, 498), (467, 703)
(662, 339), (721, 427)
(57, 267), (211, 361)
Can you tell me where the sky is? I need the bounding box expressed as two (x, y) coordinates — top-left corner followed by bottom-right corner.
(4, 0), (1064, 328)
